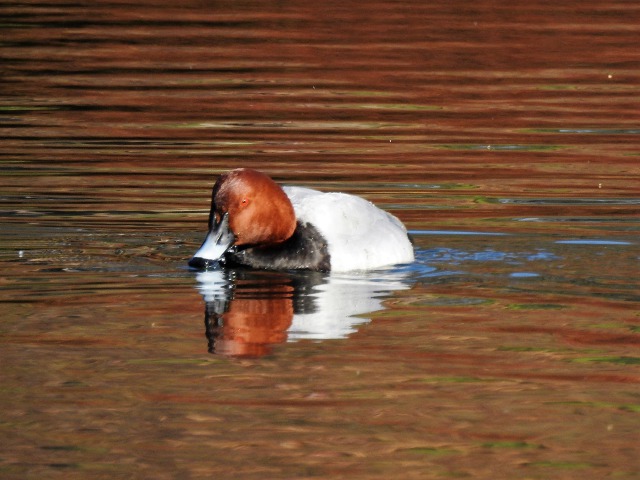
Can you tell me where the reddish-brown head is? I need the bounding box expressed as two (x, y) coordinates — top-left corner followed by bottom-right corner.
(210, 168), (296, 247)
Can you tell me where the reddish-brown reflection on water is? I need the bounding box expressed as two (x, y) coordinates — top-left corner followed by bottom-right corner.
(1, 0), (639, 478)
(202, 271), (297, 357)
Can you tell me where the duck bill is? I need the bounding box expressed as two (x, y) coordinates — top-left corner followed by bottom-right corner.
(188, 213), (235, 270)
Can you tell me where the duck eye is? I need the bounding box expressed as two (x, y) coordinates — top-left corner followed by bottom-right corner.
(241, 198), (248, 205)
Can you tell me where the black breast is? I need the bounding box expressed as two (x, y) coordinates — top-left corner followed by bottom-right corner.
(223, 222), (331, 272)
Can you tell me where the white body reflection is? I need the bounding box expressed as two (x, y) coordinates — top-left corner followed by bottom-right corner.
(194, 268), (411, 356)
(286, 273), (410, 340)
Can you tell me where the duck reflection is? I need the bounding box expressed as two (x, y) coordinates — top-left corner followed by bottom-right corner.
(195, 268), (411, 357)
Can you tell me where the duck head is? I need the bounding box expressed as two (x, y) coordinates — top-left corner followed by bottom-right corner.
(189, 168), (297, 269)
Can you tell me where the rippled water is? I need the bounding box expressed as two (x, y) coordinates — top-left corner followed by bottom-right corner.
(1, 0), (639, 478)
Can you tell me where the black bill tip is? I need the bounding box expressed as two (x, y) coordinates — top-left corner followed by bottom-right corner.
(188, 256), (221, 270)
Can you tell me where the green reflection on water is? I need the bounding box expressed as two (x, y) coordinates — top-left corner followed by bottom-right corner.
(527, 461), (595, 469)
(546, 401), (640, 413)
(481, 441), (542, 449)
(571, 356), (640, 365)
(420, 376), (490, 384)
(404, 446), (459, 456)
(505, 303), (567, 310)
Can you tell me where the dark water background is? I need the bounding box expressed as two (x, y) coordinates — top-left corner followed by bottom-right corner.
(1, 1), (639, 478)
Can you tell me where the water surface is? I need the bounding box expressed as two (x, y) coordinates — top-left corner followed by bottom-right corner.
(1, 0), (639, 478)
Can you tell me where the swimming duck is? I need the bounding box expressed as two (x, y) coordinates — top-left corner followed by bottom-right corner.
(188, 168), (414, 272)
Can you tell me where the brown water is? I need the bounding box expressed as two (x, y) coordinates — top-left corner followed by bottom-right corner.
(1, 0), (639, 478)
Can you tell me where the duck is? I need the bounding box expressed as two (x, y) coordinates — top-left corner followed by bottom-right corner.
(188, 168), (414, 272)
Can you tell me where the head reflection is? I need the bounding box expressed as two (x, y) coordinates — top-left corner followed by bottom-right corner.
(195, 268), (411, 357)
(200, 269), (323, 357)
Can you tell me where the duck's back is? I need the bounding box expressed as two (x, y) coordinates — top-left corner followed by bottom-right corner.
(283, 186), (414, 272)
